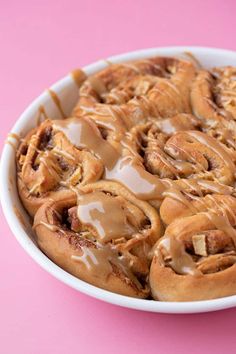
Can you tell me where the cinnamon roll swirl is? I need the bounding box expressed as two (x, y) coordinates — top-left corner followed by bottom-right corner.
(128, 118), (235, 208)
(73, 57), (196, 127)
(191, 66), (236, 123)
(150, 194), (236, 301)
(16, 118), (103, 216)
(34, 181), (161, 297)
(191, 67), (236, 151)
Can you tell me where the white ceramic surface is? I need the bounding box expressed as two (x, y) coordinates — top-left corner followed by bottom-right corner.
(1, 46), (236, 314)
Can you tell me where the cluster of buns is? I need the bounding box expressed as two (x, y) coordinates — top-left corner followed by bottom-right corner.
(16, 56), (236, 301)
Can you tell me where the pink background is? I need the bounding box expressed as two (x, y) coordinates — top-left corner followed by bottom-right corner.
(1, 1), (236, 353)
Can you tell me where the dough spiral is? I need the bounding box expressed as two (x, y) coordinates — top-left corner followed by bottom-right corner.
(34, 181), (161, 298)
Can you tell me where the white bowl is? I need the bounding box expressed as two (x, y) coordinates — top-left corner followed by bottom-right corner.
(1, 46), (236, 314)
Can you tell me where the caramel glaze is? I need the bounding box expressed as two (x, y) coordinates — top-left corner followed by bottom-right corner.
(36, 105), (48, 126)
(6, 140), (17, 149)
(77, 191), (135, 242)
(71, 69), (87, 88)
(48, 89), (66, 118)
(71, 243), (142, 288)
(6, 132), (21, 149)
(8, 132), (21, 141)
(183, 51), (202, 68)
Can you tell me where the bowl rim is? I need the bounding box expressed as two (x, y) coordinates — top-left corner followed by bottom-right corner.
(2, 45), (236, 314)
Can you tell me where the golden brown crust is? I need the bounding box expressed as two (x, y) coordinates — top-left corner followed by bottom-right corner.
(150, 257), (236, 301)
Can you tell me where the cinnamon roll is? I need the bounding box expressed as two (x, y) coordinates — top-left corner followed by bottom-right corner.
(16, 118), (103, 216)
(128, 118), (235, 208)
(73, 57), (196, 127)
(191, 67), (236, 123)
(150, 193), (236, 301)
(15, 56), (236, 301)
(191, 67), (236, 151)
(33, 181), (161, 297)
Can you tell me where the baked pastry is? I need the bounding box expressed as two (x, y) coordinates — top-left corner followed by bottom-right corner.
(15, 55), (236, 301)
(33, 181), (161, 297)
(73, 57), (196, 126)
(191, 66), (236, 151)
(16, 118), (104, 216)
(150, 194), (236, 301)
(191, 66), (236, 122)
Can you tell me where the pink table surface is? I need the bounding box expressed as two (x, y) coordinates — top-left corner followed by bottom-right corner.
(1, 1), (236, 353)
